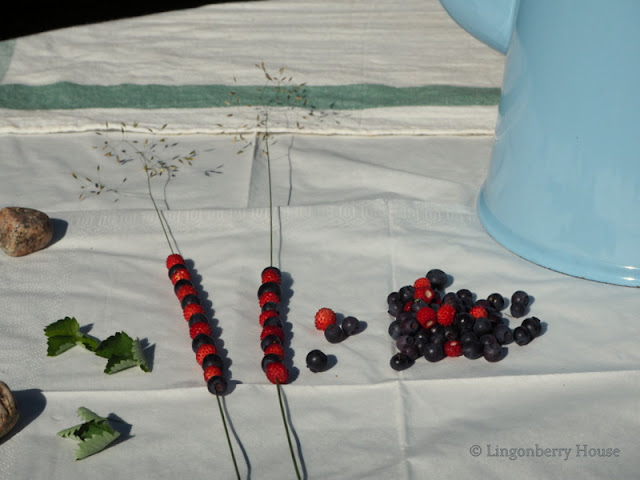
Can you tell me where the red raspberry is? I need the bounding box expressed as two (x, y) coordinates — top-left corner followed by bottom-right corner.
(166, 254), (185, 269)
(415, 286), (436, 303)
(259, 309), (279, 326)
(416, 306), (437, 328)
(183, 303), (205, 321)
(195, 343), (217, 364)
(261, 325), (285, 343)
(189, 321), (212, 339)
(261, 266), (282, 284)
(314, 308), (337, 331)
(469, 305), (489, 319)
(402, 301), (413, 312)
(413, 277), (431, 289)
(444, 340), (463, 357)
(170, 267), (191, 285)
(264, 343), (285, 358)
(203, 365), (223, 382)
(259, 291), (280, 307)
(265, 362), (289, 384)
(437, 304), (456, 326)
(176, 284), (198, 301)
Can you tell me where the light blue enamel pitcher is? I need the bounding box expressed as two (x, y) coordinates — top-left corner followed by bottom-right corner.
(439, 0), (640, 286)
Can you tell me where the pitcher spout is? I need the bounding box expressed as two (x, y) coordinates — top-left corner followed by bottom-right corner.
(438, 0), (519, 54)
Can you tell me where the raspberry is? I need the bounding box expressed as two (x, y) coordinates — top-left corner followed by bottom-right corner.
(183, 303), (205, 321)
(264, 343), (285, 358)
(166, 254), (185, 269)
(437, 304), (456, 326)
(402, 301), (413, 312)
(259, 309), (279, 326)
(413, 277), (431, 289)
(170, 267), (191, 285)
(203, 365), (223, 382)
(314, 308), (337, 331)
(195, 343), (217, 364)
(444, 340), (463, 357)
(265, 362), (289, 384)
(416, 306), (437, 328)
(260, 325), (285, 343)
(176, 284), (198, 302)
(189, 321), (212, 339)
(259, 291), (280, 307)
(469, 305), (488, 319)
(261, 266), (282, 284)
(414, 286), (436, 303)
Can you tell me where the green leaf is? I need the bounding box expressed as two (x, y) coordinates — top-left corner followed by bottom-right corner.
(95, 332), (151, 374)
(58, 407), (121, 460)
(44, 317), (99, 356)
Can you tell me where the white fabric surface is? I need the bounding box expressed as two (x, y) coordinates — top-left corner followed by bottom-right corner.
(1, 1), (639, 479)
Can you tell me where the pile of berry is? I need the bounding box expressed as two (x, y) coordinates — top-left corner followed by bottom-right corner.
(387, 269), (543, 371)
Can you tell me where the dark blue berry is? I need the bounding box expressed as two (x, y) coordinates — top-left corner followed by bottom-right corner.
(521, 317), (542, 338)
(207, 375), (228, 395)
(510, 302), (526, 318)
(479, 334), (498, 346)
(192, 333), (215, 353)
(422, 342), (445, 362)
(459, 330), (479, 346)
(261, 334), (281, 351)
(258, 281), (281, 298)
(513, 326), (531, 346)
(400, 343), (421, 360)
(173, 278), (192, 294)
(324, 324), (345, 343)
(262, 301), (280, 313)
(180, 294), (200, 308)
(483, 342), (504, 362)
(462, 340), (484, 359)
(456, 289), (474, 303)
(487, 293), (505, 311)
(188, 313), (209, 328)
(426, 269), (448, 290)
(443, 325), (459, 341)
(201, 353), (224, 370)
(341, 316), (360, 336)
(388, 300), (402, 317)
(473, 317), (493, 336)
(474, 299), (492, 310)
(262, 316), (283, 328)
(400, 317), (420, 336)
(398, 285), (415, 303)
(429, 332), (447, 347)
(387, 291), (399, 305)
(390, 353), (414, 371)
(411, 299), (429, 312)
(396, 335), (415, 351)
(511, 290), (529, 307)
(388, 320), (402, 339)
(306, 349), (328, 373)
(492, 324), (513, 344)
(261, 353), (283, 372)
(454, 312), (475, 331)
(168, 263), (187, 278)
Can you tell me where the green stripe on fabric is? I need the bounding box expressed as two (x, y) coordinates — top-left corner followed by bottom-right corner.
(0, 82), (499, 110)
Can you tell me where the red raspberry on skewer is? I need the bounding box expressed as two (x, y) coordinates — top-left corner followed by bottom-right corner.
(261, 266), (282, 284)
(264, 343), (285, 358)
(166, 254), (185, 269)
(265, 362), (289, 384)
(196, 343), (218, 365)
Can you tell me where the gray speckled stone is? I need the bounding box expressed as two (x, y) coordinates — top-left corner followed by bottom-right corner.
(0, 381), (19, 439)
(0, 207), (53, 256)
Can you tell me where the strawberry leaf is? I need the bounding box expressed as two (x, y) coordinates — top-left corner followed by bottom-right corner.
(95, 332), (151, 374)
(44, 317), (99, 356)
(58, 407), (121, 460)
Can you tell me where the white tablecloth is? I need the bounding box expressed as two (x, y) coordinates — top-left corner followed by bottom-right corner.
(1, 2), (638, 479)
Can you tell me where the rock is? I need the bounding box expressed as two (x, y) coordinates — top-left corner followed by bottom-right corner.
(0, 381), (19, 439)
(0, 207), (53, 257)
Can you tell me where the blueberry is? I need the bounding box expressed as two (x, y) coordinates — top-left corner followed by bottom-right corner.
(192, 333), (215, 353)
(390, 353), (414, 371)
(454, 312), (475, 331)
(173, 278), (193, 294)
(442, 292), (460, 305)
(262, 316), (283, 329)
(306, 349), (328, 373)
(398, 285), (415, 303)
(510, 302), (526, 318)
(459, 330), (479, 346)
(262, 301), (280, 313)
(261, 334), (281, 351)
(388, 320), (402, 339)
(261, 352), (283, 372)
(257, 281), (281, 298)
(521, 317), (542, 339)
(513, 326), (531, 346)
(181, 294), (200, 308)
(388, 300), (402, 317)
(456, 288), (474, 303)
(429, 332), (446, 346)
(511, 290), (530, 307)
(411, 299), (429, 312)
(462, 340), (484, 359)
(324, 324), (345, 344)
(422, 342), (445, 362)
(473, 317), (493, 336)
(396, 335), (415, 351)
(487, 293), (505, 311)
(483, 342), (504, 362)
(188, 313), (208, 327)
(202, 353), (224, 370)
(426, 269), (448, 290)
(474, 299), (492, 310)
(341, 316), (361, 336)
(400, 317), (420, 336)
(479, 334), (498, 346)
(207, 375), (228, 395)
(387, 291), (399, 305)
(428, 323), (444, 337)
(443, 325), (459, 341)
(400, 343), (421, 360)
(492, 323), (513, 345)
(168, 263), (187, 278)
